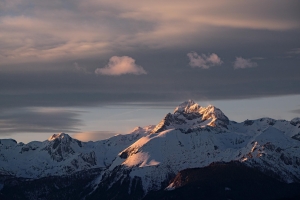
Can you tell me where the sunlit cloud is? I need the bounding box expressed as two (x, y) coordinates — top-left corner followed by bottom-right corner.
(102, 1), (299, 30)
(234, 57), (258, 69)
(72, 131), (119, 142)
(0, 0), (298, 67)
(0, 15), (110, 65)
(187, 52), (223, 69)
(95, 56), (147, 76)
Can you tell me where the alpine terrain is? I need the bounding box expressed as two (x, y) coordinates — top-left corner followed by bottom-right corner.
(1, 100), (300, 199)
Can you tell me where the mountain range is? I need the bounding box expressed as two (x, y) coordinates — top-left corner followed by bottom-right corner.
(1, 100), (300, 199)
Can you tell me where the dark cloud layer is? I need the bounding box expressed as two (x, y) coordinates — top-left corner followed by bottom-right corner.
(1, 52), (299, 109)
(291, 109), (300, 114)
(0, 108), (83, 134)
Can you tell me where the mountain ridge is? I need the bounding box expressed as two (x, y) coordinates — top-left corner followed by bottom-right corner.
(1, 100), (300, 199)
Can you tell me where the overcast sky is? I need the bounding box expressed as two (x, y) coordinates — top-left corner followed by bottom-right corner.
(1, 0), (300, 143)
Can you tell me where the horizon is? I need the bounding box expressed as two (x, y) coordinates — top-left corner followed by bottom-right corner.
(2, 95), (300, 144)
(1, 1), (299, 144)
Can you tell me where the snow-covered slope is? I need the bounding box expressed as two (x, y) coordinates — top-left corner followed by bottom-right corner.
(98, 100), (300, 193)
(0, 126), (153, 178)
(1, 100), (300, 198)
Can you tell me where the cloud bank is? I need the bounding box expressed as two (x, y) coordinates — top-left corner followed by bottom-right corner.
(234, 57), (258, 69)
(187, 52), (223, 69)
(95, 56), (147, 76)
(0, 1), (299, 67)
(0, 107), (82, 134)
(290, 108), (300, 114)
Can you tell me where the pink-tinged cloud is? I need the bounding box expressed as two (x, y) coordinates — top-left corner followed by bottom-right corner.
(0, 1), (298, 67)
(72, 131), (118, 141)
(234, 57), (258, 69)
(187, 52), (223, 69)
(95, 56), (147, 76)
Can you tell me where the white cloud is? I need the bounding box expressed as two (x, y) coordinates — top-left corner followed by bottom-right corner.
(95, 56), (147, 76)
(234, 57), (258, 69)
(187, 52), (223, 69)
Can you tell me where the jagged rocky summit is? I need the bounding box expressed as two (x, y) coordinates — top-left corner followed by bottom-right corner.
(1, 100), (300, 199)
(152, 100), (229, 134)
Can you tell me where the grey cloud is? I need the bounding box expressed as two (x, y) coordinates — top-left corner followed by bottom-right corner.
(251, 57), (265, 60)
(234, 57), (258, 69)
(74, 62), (90, 74)
(187, 52), (223, 69)
(287, 48), (300, 57)
(291, 48), (300, 54)
(0, 107), (83, 134)
(0, 81), (299, 110)
(290, 109), (300, 114)
(0, 46), (299, 109)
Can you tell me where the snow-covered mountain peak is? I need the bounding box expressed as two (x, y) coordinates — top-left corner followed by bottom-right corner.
(151, 101), (230, 133)
(199, 105), (229, 126)
(131, 125), (156, 134)
(0, 139), (17, 148)
(291, 117), (300, 126)
(173, 99), (198, 114)
(48, 132), (71, 141)
(173, 101), (228, 121)
(43, 133), (82, 162)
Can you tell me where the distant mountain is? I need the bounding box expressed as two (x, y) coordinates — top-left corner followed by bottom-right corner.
(1, 100), (300, 199)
